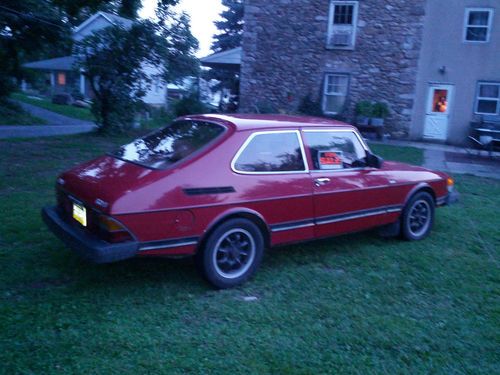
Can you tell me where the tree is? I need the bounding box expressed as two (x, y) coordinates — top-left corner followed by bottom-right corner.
(75, 15), (198, 133)
(0, 0), (71, 100)
(211, 0), (244, 53)
(207, 0), (244, 107)
(0, 0), (147, 101)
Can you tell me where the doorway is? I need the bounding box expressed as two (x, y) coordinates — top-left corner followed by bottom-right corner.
(423, 84), (454, 140)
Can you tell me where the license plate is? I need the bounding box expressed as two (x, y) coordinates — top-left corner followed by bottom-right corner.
(72, 203), (87, 227)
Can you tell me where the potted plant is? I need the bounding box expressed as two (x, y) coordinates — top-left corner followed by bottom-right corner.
(355, 100), (372, 126)
(370, 102), (390, 126)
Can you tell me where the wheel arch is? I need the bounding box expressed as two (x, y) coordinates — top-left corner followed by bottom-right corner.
(196, 208), (271, 254)
(403, 182), (437, 207)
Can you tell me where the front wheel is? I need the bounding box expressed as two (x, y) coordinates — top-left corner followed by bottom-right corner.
(196, 218), (264, 289)
(401, 191), (435, 241)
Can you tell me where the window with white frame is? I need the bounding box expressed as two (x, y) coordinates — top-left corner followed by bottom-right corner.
(475, 82), (500, 115)
(464, 8), (493, 42)
(323, 74), (349, 114)
(327, 1), (359, 48)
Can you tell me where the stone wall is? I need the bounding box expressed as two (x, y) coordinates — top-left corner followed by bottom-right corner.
(240, 0), (426, 136)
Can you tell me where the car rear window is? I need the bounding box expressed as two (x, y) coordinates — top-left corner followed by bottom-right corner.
(112, 120), (225, 169)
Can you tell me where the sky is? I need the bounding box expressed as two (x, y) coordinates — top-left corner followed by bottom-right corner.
(139, 0), (224, 58)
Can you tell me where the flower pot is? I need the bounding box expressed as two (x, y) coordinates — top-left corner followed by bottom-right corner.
(370, 117), (384, 127)
(356, 116), (370, 126)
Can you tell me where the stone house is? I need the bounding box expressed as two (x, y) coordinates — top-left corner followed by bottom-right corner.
(239, 0), (500, 145)
(23, 12), (167, 106)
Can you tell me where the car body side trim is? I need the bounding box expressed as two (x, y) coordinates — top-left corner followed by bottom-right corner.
(270, 219), (315, 232)
(138, 236), (199, 251)
(315, 205), (402, 226)
(269, 205), (403, 232)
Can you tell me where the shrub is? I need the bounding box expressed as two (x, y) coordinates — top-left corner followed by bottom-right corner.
(173, 94), (207, 117)
(355, 100), (373, 116)
(372, 102), (390, 118)
(297, 94), (323, 116)
(253, 101), (278, 114)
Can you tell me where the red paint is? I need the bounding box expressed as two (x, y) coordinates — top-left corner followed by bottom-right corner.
(55, 114), (451, 257)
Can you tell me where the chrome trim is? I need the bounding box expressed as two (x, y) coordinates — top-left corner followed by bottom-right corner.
(231, 130), (310, 175)
(95, 198), (109, 208)
(271, 222), (315, 233)
(139, 240), (198, 252)
(316, 205), (402, 226)
(316, 209), (386, 225)
(314, 177), (331, 186)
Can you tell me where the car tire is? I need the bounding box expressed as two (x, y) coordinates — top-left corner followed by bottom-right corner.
(401, 191), (435, 241)
(196, 218), (264, 289)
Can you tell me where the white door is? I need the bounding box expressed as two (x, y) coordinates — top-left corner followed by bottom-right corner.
(423, 84), (454, 140)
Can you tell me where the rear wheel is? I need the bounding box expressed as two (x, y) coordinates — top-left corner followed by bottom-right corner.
(196, 218), (264, 289)
(401, 191), (435, 241)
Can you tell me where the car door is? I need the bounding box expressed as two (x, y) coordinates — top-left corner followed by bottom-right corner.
(231, 130), (315, 246)
(302, 129), (394, 239)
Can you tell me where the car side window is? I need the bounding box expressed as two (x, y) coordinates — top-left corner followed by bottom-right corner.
(303, 131), (366, 170)
(234, 131), (306, 172)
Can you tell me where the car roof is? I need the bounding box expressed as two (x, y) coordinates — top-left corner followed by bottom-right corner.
(182, 114), (356, 132)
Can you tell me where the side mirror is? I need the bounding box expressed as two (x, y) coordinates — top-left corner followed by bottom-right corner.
(365, 152), (384, 168)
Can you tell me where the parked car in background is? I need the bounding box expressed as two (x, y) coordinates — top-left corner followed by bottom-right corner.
(42, 114), (457, 288)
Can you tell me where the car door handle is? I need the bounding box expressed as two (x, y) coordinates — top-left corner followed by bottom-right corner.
(314, 177), (331, 186)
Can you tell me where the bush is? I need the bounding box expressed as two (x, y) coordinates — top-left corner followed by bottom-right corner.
(355, 100), (373, 116)
(372, 102), (390, 118)
(0, 73), (16, 100)
(297, 94), (323, 116)
(253, 101), (278, 114)
(52, 93), (73, 105)
(173, 94), (207, 117)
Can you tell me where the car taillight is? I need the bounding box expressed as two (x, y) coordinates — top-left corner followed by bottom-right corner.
(98, 215), (133, 243)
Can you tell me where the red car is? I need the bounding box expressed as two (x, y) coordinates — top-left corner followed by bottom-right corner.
(43, 114), (457, 288)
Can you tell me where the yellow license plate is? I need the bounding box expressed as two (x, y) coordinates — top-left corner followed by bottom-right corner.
(72, 203), (87, 227)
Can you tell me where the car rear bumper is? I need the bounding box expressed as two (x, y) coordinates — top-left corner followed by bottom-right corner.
(42, 206), (138, 264)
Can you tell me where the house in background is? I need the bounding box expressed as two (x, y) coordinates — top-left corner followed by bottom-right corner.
(23, 12), (167, 106)
(239, 0), (499, 145)
(411, 1), (499, 144)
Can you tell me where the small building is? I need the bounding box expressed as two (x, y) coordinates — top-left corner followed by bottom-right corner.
(238, 0), (500, 145)
(23, 12), (167, 106)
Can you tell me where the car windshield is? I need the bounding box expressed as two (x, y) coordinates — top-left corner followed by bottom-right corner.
(112, 120), (225, 169)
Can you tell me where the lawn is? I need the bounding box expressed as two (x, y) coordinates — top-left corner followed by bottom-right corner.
(0, 137), (498, 374)
(0, 99), (47, 125)
(11, 92), (95, 122)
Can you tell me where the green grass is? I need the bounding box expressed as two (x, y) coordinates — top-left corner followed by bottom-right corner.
(370, 143), (424, 165)
(0, 99), (47, 125)
(0, 136), (498, 373)
(11, 92), (95, 122)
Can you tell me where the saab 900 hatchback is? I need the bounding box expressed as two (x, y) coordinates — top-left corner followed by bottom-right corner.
(42, 114), (457, 288)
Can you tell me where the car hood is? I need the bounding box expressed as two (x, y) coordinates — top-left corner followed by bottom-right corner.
(59, 155), (161, 213)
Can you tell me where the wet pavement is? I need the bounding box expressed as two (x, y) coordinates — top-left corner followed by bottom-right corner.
(424, 149), (499, 179)
(373, 139), (500, 180)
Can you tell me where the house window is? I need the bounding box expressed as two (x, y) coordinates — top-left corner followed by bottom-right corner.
(327, 1), (359, 48)
(475, 82), (500, 115)
(464, 8), (493, 42)
(323, 74), (349, 114)
(57, 72), (66, 86)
